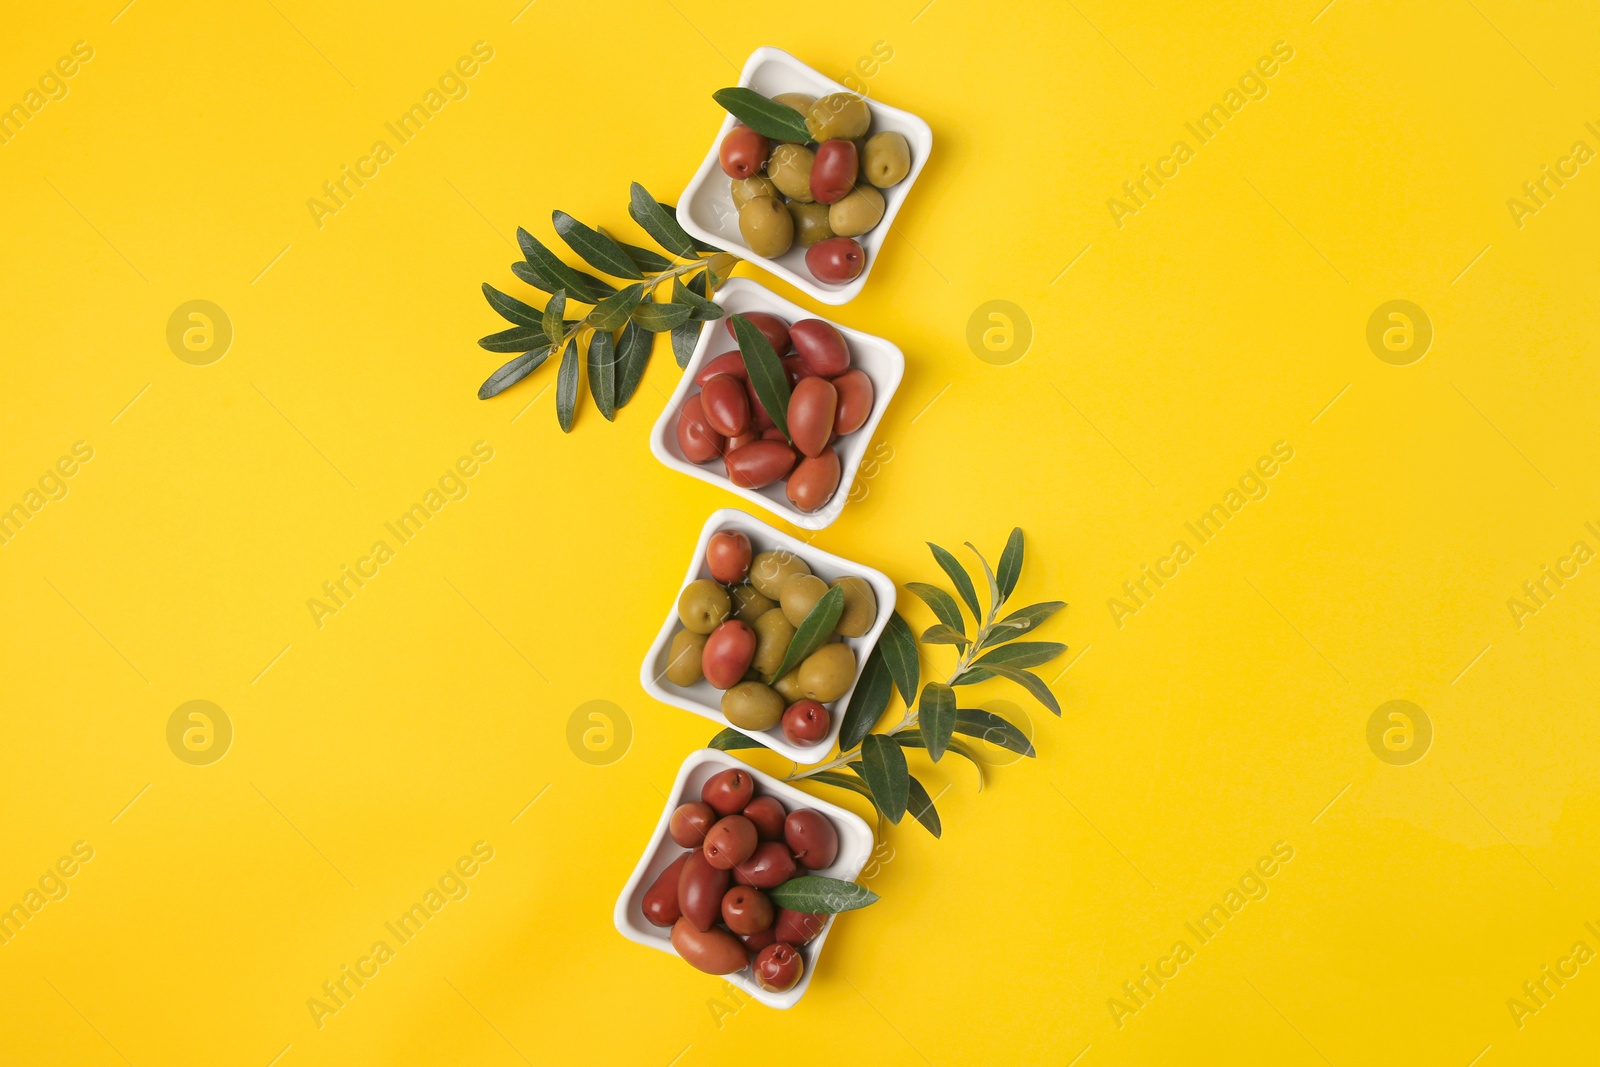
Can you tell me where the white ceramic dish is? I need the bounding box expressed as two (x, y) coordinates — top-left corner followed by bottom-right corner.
(677, 46), (934, 305)
(613, 748), (875, 1009)
(648, 277), (903, 531)
(639, 507), (896, 763)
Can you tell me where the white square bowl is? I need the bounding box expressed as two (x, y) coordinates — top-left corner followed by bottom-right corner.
(613, 747), (875, 1009)
(639, 507), (896, 763)
(678, 46), (934, 305)
(648, 277), (904, 531)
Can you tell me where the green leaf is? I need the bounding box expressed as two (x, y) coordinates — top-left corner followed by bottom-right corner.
(614, 321), (652, 409)
(918, 682), (956, 762)
(553, 210), (644, 279)
(482, 283), (542, 328)
(921, 624), (969, 648)
(808, 770), (874, 800)
(981, 601), (1066, 648)
(477, 347), (550, 399)
(954, 708), (1034, 757)
(997, 528), (1024, 602)
(510, 260), (557, 295)
(839, 643), (893, 751)
(906, 775), (942, 838)
(606, 231), (675, 273)
(668, 203), (722, 256)
(671, 273), (709, 367)
(712, 87), (812, 143)
(588, 328), (616, 421)
(928, 543), (982, 622)
(732, 312), (792, 440)
(896, 734), (985, 787)
(555, 336), (580, 433)
(879, 611), (920, 705)
(969, 641), (1067, 671)
(587, 282), (644, 331)
(628, 182), (699, 260)
(542, 289), (568, 345)
(478, 325), (547, 353)
(672, 275), (725, 320)
(965, 542), (1001, 619)
(858, 734), (909, 824)
(768, 586), (844, 684)
(906, 582), (965, 636)
(517, 227), (609, 304)
(709, 727), (767, 751)
(768, 875), (878, 913)
(977, 665), (1060, 715)
(630, 301), (693, 332)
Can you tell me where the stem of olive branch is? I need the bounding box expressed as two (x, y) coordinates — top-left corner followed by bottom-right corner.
(547, 255), (732, 352)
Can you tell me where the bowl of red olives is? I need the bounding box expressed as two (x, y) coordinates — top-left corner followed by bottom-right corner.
(640, 507), (896, 762)
(648, 277), (903, 530)
(678, 47), (933, 305)
(614, 749), (875, 1008)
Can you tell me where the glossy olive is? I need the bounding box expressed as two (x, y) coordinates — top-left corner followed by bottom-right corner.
(678, 579), (731, 634)
(695, 351), (748, 386)
(787, 201), (834, 248)
(725, 440), (796, 489)
(831, 368), (874, 434)
(750, 549), (811, 599)
(863, 130), (911, 187)
(720, 885), (774, 935)
(781, 699), (831, 746)
(701, 620), (756, 689)
(642, 853), (689, 927)
(719, 125), (769, 180)
(786, 377), (837, 459)
(706, 529), (752, 585)
(730, 175), (779, 210)
(738, 196), (793, 259)
(771, 91), (815, 114)
(677, 850), (731, 931)
(772, 667), (805, 703)
(740, 926), (778, 953)
(779, 573), (829, 627)
(831, 576), (877, 638)
(798, 641), (855, 701)
(774, 908), (826, 946)
(827, 183), (884, 238)
(729, 583), (774, 626)
(767, 143), (815, 203)
(805, 237), (865, 284)
(743, 796), (788, 841)
(671, 917), (746, 975)
(806, 93), (871, 141)
(790, 319), (851, 377)
(676, 393), (726, 463)
(703, 814), (758, 870)
(700, 375), (751, 438)
(810, 139), (859, 205)
(664, 629), (707, 686)
(784, 809), (840, 869)
(721, 681), (785, 731)
(786, 447), (842, 514)
(780, 355), (811, 387)
(701, 768), (755, 815)
(724, 312), (791, 356)
(731, 840), (798, 888)
(753, 942), (805, 992)
(669, 801), (717, 848)
(752, 608), (796, 677)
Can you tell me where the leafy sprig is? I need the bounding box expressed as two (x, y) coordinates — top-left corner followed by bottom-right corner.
(476, 183), (740, 431)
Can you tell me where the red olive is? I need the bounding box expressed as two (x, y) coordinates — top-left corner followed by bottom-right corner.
(672, 917), (747, 975)
(719, 125), (770, 180)
(720, 885), (775, 935)
(744, 379), (776, 430)
(726, 440), (797, 489)
(785, 447), (841, 513)
(784, 809), (839, 869)
(701, 374), (751, 438)
(669, 801), (717, 848)
(789, 319), (851, 377)
(726, 430), (760, 452)
(676, 393), (726, 464)
(703, 814), (758, 870)
(781, 700), (831, 746)
(761, 427), (789, 442)
(831, 369), (874, 435)
(642, 853), (690, 927)
(731, 840), (798, 888)
(753, 942), (805, 991)
(701, 768), (754, 815)
(806, 237), (865, 284)
(786, 377), (838, 459)
(740, 926), (778, 954)
(743, 796), (788, 841)
(678, 850), (731, 931)
(695, 350), (749, 386)
(810, 139), (859, 204)
(724, 312), (791, 356)
(701, 620), (757, 689)
(706, 529), (752, 585)
(781, 355), (816, 385)
(774, 908), (826, 946)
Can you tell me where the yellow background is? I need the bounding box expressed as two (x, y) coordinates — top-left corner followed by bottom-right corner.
(3, 0), (1598, 1063)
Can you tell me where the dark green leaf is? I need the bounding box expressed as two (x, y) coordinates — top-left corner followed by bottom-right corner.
(906, 775), (942, 838)
(858, 734), (909, 824)
(672, 275), (725, 320)
(517, 227), (607, 304)
(477, 347), (550, 399)
(895, 734), (985, 786)
(880, 611), (920, 705)
(630, 301), (693, 332)
(628, 182), (699, 260)
(921, 624), (969, 648)
(768, 586), (844, 684)
(808, 770), (874, 800)
(971, 642), (1067, 670)
(965, 542), (1000, 619)
(478, 325), (547, 353)
(977, 665), (1060, 715)
(712, 87), (812, 143)
(555, 336), (579, 433)
(839, 642), (893, 751)
(482, 283), (542, 328)
(667, 203), (722, 256)
(768, 875), (878, 913)
(510, 260), (557, 294)
(906, 581), (965, 636)
(671, 320), (702, 367)
(982, 601), (1066, 647)
(587, 283), (644, 331)
(997, 527), (1024, 602)
(955, 708), (1034, 757)
(732, 313), (792, 440)
(928, 543), (982, 622)
(709, 727), (767, 751)
(588, 328), (616, 421)
(606, 231), (675, 273)
(553, 210), (644, 279)
(542, 289), (568, 345)
(918, 682), (956, 762)
(614, 321), (652, 408)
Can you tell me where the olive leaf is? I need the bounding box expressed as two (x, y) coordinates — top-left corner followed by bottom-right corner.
(906, 775), (942, 838)
(838, 643), (893, 751)
(996, 527), (1024, 602)
(768, 586), (844, 684)
(973, 664), (1060, 715)
(731, 313), (792, 440)
(478, 347), (550, 399)
(858, 735), (909, 823)
(518, 228), (610, 304)
(606, 233), (675, 274)
(510, 259), (557, 295)
(482, 283), (543, 328)
(980, 601), (1066, 648)
(631, 301), (693, 332)
(555, 336), (580, 433)
(878, 611), (920, 705)
(928, 542), (982, 622)
(587, 283), (644, 331)
(709, 727), (768, 751)
(672, 275), (724, 320)
(712, 87), (812, 143)
(921, 624), (969, 648)
(965, 542), (1001, 618)
(918, 681), (956, 762)
(896, 734), (985, 788)
(906, 582), (965, 636)
(478, 325), (547, 353)
(553, 210), (644, 280)
(671, 272), (709, 368)
(628, 182), (700, 260)
(768, 875), (878, 913)
(954, 708), (1034, 757)
(587, 328), (616, 421)
(613, 321), (651, 409)
(542, 289), (568, 345)
(808, 770), (875, 801)
(968, 642), (1067, 671)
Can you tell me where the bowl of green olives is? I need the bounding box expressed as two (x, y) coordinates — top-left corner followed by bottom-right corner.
(648, 277), (903, 531)
(640, 507), (896, 763)
(614, 748), (874, 1009)
(678, 47), (932, 305)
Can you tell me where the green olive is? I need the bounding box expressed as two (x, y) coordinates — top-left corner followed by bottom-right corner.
(831, 577), (877, 637)
(679, 579), (732, 634)
(750, 549), (812, 599)
(772, 92), (816, 115)
(722, 681), (784, 731)
(787, 201), (834, 248)
(752, 608), (797, 677)
(767, 144), (815, 203)
(773, 668), (805, 703)
(731, 175), (780, 211)
(730, 583), (775, 626)
(738, 196), (794, 258)
(780, 573), (829, 627)
(806, 93), (870, 141)
(799, 643), (856, 702)
(862, 131), (910, 188)
(827, 184), (885, 238)
(665, 629), (707, 686)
